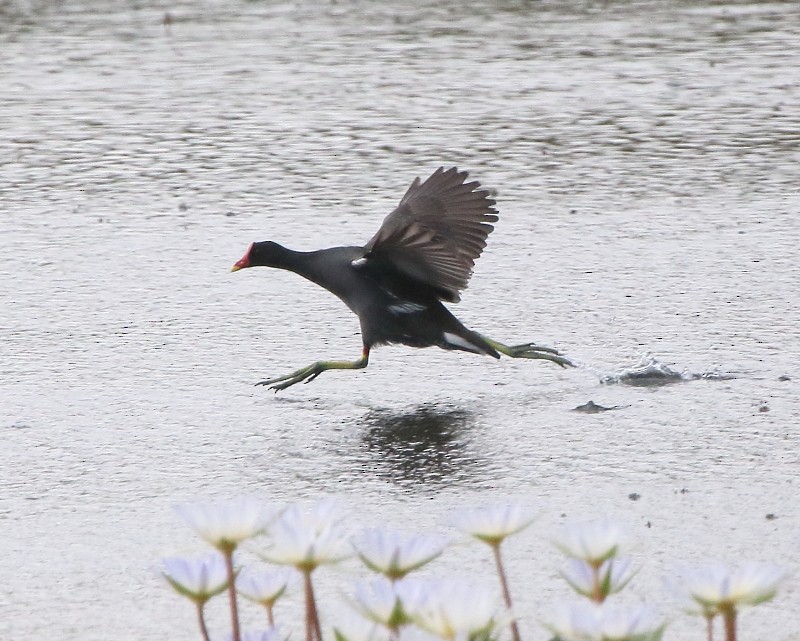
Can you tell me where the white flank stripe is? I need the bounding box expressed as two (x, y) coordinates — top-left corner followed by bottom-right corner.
(388, 302), (427, 315)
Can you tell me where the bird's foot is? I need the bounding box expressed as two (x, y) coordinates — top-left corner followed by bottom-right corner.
(256, 351), (370, 392)
(504, 342), (574, 368)
(255, 362), (328, 392)
(480, 335), (574, 368)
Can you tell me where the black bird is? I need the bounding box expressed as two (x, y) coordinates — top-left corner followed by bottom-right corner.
(231, 167), (572, 391)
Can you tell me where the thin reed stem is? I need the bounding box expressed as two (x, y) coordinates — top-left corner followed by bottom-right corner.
(491, 544), (522, 641)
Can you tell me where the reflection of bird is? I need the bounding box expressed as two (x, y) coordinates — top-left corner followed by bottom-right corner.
(361, 406), (474, 486)
(231, 167), (572, 391)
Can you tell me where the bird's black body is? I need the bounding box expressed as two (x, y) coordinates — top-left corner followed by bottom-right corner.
(246, 241), (499, 357)
(233, 167), (571, 391)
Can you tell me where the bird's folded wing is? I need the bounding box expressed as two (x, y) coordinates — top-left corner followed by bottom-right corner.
(362, 167), (498, 303)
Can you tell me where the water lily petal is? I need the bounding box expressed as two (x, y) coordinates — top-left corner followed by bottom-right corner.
(453, 503), (537, 546)
(554, 520), (628, 564)
(176, 496), (276, 551)
(353, 529), (447, 578)
(162, 553), (228, 602)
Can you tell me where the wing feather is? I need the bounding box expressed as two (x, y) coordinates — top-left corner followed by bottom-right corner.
(362, 167), (498, 302)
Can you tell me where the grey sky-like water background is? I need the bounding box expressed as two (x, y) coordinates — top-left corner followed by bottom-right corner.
(2, 0), (799, 639)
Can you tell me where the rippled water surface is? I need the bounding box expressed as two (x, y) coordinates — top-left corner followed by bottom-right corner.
(2, 1), (799, 639)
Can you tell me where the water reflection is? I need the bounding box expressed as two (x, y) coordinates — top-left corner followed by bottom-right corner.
(359, 404), (484, 489)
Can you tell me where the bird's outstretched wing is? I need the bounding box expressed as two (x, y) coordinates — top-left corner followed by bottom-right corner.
(361, 167), (498, 303)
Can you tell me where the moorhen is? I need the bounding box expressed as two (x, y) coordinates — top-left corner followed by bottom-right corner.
(232, 167), (572, 391)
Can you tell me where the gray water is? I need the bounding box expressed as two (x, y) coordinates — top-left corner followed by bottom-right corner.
(2, 0), (799, 639)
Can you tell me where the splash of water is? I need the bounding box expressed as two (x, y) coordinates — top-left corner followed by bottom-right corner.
(599, 353), (733, 387)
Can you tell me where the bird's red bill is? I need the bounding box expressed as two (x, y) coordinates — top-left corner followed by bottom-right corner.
(231, 243), (254, 272)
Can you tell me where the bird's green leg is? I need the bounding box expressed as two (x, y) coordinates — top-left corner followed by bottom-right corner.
(256, 347), (370, 392)
(479, 335), (574, 368)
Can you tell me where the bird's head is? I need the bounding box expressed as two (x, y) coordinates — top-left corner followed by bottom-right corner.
(231, 241), (286, 272)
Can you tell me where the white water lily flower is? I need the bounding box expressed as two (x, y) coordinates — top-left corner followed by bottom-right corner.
(162, 554), (228, 603)
(544, 601), (596, 640)
(403, 579), (503, 641)
(237, 568), (296, 605)
(678, 562), (784, 610)
(334, 611), (392, 641)
(662, 574), (716, 620)
(176, 496), (276, 551)
(353, 529), (447, 579)
(544, 601), (664, 641)
(598, 604), (665, 641)
(561, 558), (636, 600)
(453, 503), (537, 546)
(554, 520), (628, 565)
(392, 576), (439, 615)
(259, 500), (350, 571)
(352, 578), (413, 628)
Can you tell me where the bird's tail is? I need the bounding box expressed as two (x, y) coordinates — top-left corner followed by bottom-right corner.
(440, 328), (501, 359)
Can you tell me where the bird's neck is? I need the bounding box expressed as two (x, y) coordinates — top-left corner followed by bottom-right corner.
(260, 245), (336, 288)
(254, 243), (318, 280)
(262, 245), (315, 275)
(251, 242), (364, 308)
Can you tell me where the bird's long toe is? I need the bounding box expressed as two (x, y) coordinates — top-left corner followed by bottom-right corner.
(269, 377), (304, 392)
(304, 370), (323, 384)
(255, 365), (316, 390)
(255, 374), (290, 387)
(547, 353), (575, 368)
(267, 371), (312, 392)
(505, 343), (574, 368)
(510, 342), (561, 355)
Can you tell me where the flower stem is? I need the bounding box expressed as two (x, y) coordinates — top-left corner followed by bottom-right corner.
(223, 548), (241, 641)
(196, 602), (211, 641)
(303, 569), (323, 641)
(721, 606), (737, 641)
(590, 563), (604, 604)
(266, 602), (275, 627)
(303, 570), (312, 641)
(491, 544), (522, 641)
(705, 613), (714, 641)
